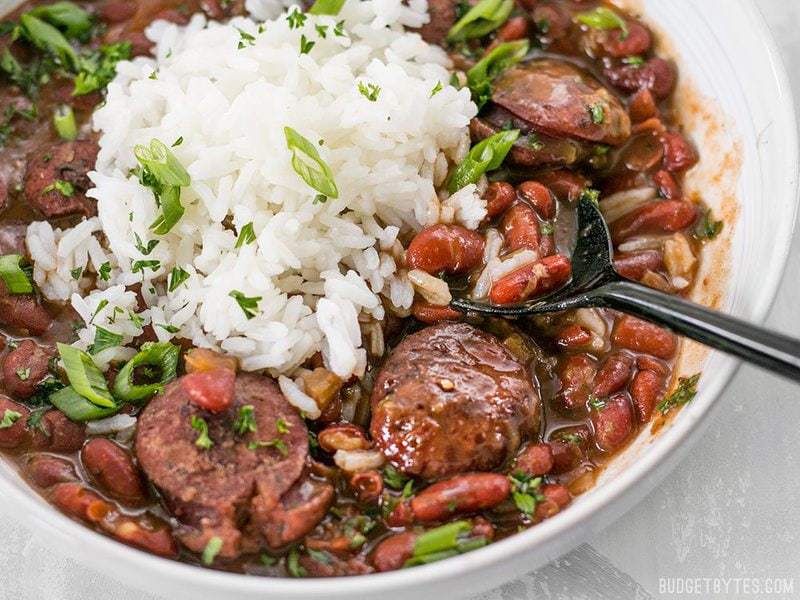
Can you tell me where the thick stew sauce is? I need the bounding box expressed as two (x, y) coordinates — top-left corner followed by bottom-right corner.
(0, 0), (717, 577)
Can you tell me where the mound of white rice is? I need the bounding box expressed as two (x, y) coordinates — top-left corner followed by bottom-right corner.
(26, 0), (481, 385)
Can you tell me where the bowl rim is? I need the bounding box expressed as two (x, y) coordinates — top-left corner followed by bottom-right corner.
(0, 0), (797, 597)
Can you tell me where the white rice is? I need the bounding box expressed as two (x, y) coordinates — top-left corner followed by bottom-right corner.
(26, 1), (480, 384)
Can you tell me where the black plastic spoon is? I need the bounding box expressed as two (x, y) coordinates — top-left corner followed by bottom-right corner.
(451, 195), (800, 381)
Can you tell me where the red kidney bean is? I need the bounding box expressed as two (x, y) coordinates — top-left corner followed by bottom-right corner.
(411, 299), (463, 324)
(604, 57), (677, 99)
(484, 182), (516, 219)
(98, 1), (137, 23)
(81, 438), (147, 503)
(501, 202), (541, 253)
(636, 355), (669, 375)
(661, 131), (698, 171)
(318, 423), (369, 453)
(127, 31), (155, 57)
(350, 470), (383, 503)
(372, 532), (417, 572)
(471, 517), (496, 541)
(2, 340), (52, 400)
(532, 3), (571, 40)
(51, 483), (177, 557)
(0, 397), (30, 450)
(557, 354), (597, 411)
(489, 254), (572, 305)
(517, 181), (556, 220)
(610, 200), (698, 244)
(514, 443), (554, 476)
(622, 133), (664, 172)
(538, 230), (556, 258)
(592, 353), (634, 397)
(25, 455), (78, 488)
(549, 440), (582, 474)
(629, 89), (658, 123)
(555, 324), (592, 350)
(534, 483), (571, 520)
(406, 224), (485, 275)
(630, 369), (664, 422)
(410, 473), (511, 522)
(549, 424), (592, 451)
(31, 410), (87, 452)
(614, 250), (664, 281)
(180, 368), (236, 413)
(535, 170), (589, 203)
(653, 169), (680, 199)
(594, 20), (652, 57)
(591, 393), (634, 452)
(387, 500), (414, 527)
(612, 315), (677, 359)
(496, 15), (529, 41)
(0, 285), (52, 335)
(153, 8), (190, 24)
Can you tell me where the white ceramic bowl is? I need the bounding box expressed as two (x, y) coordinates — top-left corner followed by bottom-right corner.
(0, 0), (796, 598)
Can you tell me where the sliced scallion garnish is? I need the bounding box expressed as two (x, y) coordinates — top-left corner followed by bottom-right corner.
(0, 254), (34, 294)
(447, 0), (513, 43)
(112, 342), (180, 403)
(446, 129), (519, 193)
(575, 6), (629, 38)
(402, 521), (488, 567)
(53, 104), (77, 140)
(56, 343), (116, 408)
(466, 39), (529, 108)
(134, 138), (190, 187)
(308, 0), (346, 16)
(49, 385), (120, 421)
(284, 126), (339, 199)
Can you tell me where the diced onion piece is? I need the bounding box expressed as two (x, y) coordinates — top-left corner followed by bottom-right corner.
(333, 449), (385, 472)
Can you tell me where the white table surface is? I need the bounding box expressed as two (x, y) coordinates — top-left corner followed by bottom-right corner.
(2, 1), (799, 598)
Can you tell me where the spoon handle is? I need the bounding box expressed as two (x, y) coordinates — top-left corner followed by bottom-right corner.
(590, 280), (800, 382)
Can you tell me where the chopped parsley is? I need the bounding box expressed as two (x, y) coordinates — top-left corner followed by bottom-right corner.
(357, 81), (381, 102)
(430, 81), (443, 97)
(0, 409), (22, 429)
(70, 266), (83, 280)
(237, 27), (255, 49)
(133, 232), (159, 256)
(248, 437), (289, 456)
(299, 34), (315, 55)
(15, 368), (31, 381)
(42, 179), (74, 197)
(382, 464), (412, 491)
(233, 405), (257, 435)
(286, 8), (307, 30)
(276, 417), (291, 434)
(229, 290), (261, 320)
(98, 261), (111, 281)
(540, 222), (554, 235)
(88, 326), (123, 355)
(509, 471), (545, 515)
(172, 136), (183, 147)
(131, 259), (160, 274)
(580, 187), (601, 206)
(234, 222), (256, 248)
(589, 102), (605, 124)
(156, 323), (180, 334)
(694, 209), (723, 240)
(286, 547), (307, 577)
(333, 20), (346, 37)
(73, 41), (132, 96)
(623, 55), (645, 67)
(588, 395), (606, 410)
(315, 24), (328, 38)
(191, 415), (213, 450)
(657, 373), (700, 414)
(201, 537), (223, 565)
(168, 266), (190, 292)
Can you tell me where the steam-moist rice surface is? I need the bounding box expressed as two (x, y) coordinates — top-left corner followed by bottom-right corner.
(26, 1), (481, 392)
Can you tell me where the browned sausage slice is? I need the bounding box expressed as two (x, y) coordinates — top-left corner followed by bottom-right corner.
(135, 372), (308, 558)
(491, 59), (631, 145)
(370, 323), (540, 479)
(23, 140), (98, 219)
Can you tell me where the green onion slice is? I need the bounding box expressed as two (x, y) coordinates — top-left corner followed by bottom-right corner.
(466, 39), (529, 108)
(447, 0), (513, 42)
(57, 343), (116, 408)
(149, 185), (185, 235)
(284, 126), (339, 199)
(50, 385), (120, 422)
(134, 139), (190, 187)
(0, 254), (34, 294)
(29, 1), (93, 40)
(446, 129), (519, 193)
(403, 521), (488, 567)
(308, 0), (346, 15)
(112, 342), (180, 403)
(53, 104), (77, 140)
(18, 13), (78, 70)
(575, 7), (628, 37)
(88, 326), (123, 355)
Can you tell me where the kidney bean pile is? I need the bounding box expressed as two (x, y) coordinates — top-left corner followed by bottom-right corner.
(0, 0), (717, 579)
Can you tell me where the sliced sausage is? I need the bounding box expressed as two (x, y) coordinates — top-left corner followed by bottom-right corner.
(370, 323), (541, 479)
(259, 475), (334, 549)
(2, 340), (53, 400)
(136, 373), (308, 558)
(23, 140), (98, 219)
(491, 60), (631, 146)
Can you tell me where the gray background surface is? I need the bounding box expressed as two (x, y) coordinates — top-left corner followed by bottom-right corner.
(1, 1), (799, 598)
